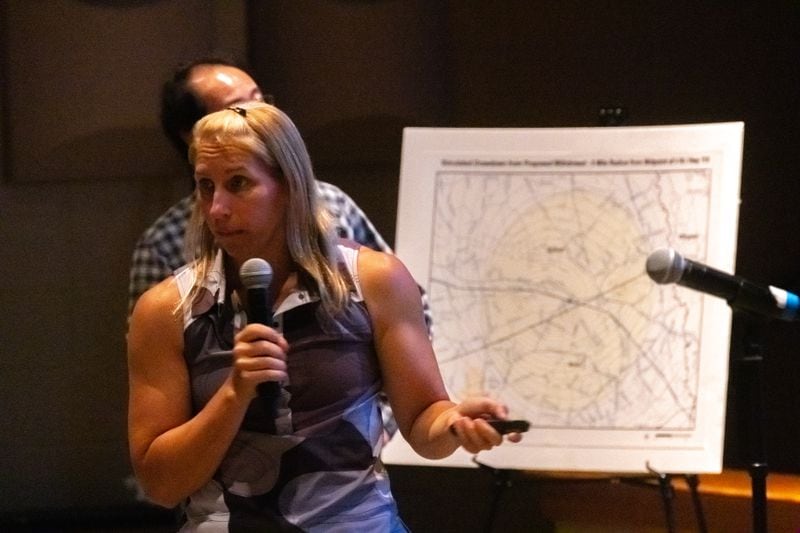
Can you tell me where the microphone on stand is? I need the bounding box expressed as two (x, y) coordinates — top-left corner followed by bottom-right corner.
(239, 258), (280, 418)
(645, 247), (800, 321)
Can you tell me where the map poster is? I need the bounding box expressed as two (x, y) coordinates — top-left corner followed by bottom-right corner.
(382, 123), (744, 474)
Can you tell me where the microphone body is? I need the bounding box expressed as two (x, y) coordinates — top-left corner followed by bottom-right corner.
(239, 258), (280, 419)
(646, 248), (800, 321)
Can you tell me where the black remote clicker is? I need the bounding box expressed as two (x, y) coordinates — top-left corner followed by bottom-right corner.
(486, 419), (530, 434)
(450, 419), (530, 435)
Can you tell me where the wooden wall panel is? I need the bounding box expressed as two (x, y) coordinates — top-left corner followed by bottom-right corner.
(0, 0), (246, 523)
(0, 0), (245, 183)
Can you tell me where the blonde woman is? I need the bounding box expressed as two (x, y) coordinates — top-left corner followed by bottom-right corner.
(127, 102), (520, 532)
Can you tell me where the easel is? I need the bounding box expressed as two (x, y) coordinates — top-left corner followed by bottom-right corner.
(473, 458), (709, 533)
(620, 466), (708, 533)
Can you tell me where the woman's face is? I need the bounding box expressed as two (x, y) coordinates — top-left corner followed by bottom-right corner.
(193, 145), (288, 263)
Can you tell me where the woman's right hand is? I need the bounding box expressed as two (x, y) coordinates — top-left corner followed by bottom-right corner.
(231, 323), (289, 400)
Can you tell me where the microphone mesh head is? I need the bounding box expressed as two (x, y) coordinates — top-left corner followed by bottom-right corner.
(645, 248), (684, 284)
(239, 258), (273, 289)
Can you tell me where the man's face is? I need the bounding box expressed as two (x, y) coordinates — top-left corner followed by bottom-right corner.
(188, 64), (264, 113)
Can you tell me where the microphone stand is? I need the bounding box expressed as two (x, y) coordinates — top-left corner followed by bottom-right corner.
(730, 310), (769, 533)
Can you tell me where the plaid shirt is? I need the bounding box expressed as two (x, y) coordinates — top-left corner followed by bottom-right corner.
(128, 181), (431, 339)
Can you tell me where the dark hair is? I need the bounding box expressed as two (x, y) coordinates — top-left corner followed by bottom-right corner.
(160, 55), (248, 162)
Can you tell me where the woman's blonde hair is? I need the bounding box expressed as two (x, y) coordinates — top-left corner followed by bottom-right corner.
(183, 102), (351, 316)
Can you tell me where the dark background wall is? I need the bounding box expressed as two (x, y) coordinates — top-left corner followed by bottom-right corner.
(1, 1), (798, 530)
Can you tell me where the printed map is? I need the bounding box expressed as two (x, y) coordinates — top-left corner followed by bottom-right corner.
(430, 169), (710, 431)
(383, 125), (743, 473)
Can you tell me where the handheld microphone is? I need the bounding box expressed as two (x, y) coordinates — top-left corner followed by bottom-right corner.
(645, 248), (800, 321)
(239, 258), (280, 417)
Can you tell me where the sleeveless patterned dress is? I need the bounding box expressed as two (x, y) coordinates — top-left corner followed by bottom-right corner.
(176, 243), (406, 532)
